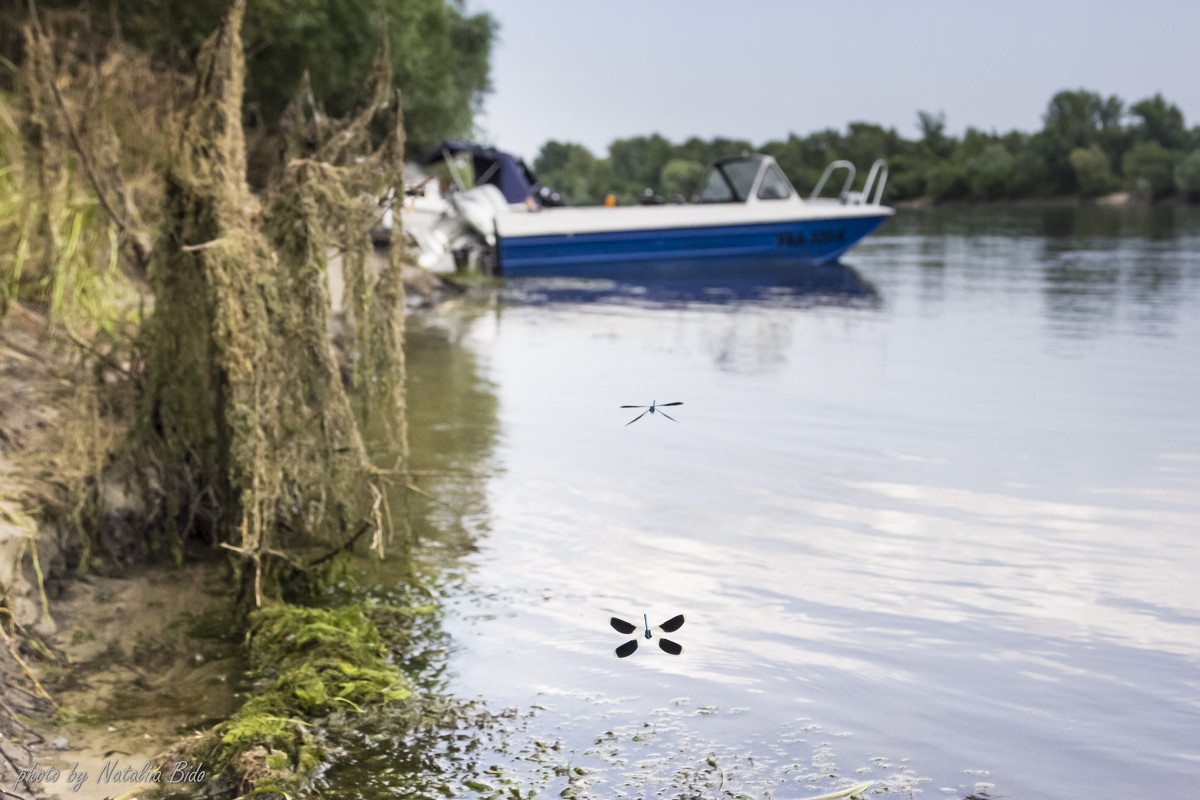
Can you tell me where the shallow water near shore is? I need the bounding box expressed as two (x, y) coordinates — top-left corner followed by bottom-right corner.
(358, 205), (1200, 799)
(32, 562), (244, 800)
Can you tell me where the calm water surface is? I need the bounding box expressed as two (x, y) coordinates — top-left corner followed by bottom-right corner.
(391, 206), (1200, 800)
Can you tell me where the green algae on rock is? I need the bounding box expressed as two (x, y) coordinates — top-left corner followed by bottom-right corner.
(163, 603), (410, 798)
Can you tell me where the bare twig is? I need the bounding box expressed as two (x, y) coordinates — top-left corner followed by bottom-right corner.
(0, 620), (57, 709)
(305, 521), (372, 568)
(0, 742), (37, 798)
(0, 337), (46, 364)
(61, 329), (135, 379)
(181, 238), (230, 252)
(404, 482), (450, 508)
(372, 467), (490, 478)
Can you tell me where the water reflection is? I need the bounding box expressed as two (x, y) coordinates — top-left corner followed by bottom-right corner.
(889, 204), (1199, 242)
(498, 261), (879, 308)
(363, 206), (1200, 800)
(871, 206), (1200, 343)
(401, 311), (501, 556)
(1041, 251), (1123, 335)
(1037, 205), (1194, 241)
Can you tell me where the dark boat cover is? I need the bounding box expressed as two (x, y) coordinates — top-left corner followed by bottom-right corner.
(418, 141), (543, 205)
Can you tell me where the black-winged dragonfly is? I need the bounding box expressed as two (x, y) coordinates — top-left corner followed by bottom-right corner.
(621, 400), (683, 426)
(610, 613), (685, 657)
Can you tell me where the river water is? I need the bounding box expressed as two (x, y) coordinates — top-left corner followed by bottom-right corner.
(383, 206), (1200, 800)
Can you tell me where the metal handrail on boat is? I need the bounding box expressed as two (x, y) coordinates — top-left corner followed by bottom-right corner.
(810, 160), (856, 202)
(810, 158), (889, 206)
(853, 159), (889, 206)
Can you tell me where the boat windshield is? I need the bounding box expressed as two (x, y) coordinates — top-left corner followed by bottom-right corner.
(756, 164), (793, 200)
(692, 157), (766, 203)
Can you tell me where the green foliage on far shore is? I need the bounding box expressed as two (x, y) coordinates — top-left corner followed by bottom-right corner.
(533, 90), (1200, 205)
(1176, 150), (1200, 195)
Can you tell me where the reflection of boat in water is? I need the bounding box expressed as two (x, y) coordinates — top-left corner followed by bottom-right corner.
(378, 144), (892, 278)
(500, 261), (880, 308)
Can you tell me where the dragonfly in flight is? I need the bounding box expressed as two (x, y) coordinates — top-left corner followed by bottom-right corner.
(621, 400), (683, 426)
(610, 613), (685, 657)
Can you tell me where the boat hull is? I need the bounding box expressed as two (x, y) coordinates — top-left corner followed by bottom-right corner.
(495, 211), (890, 278)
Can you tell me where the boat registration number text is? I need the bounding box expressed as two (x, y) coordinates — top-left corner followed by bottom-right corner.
(778, 229), (845, 247)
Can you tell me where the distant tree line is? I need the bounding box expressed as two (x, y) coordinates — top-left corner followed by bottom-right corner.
(533, 90), (1200, 206)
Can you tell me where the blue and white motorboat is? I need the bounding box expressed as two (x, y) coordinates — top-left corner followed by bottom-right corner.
(381, 145), (892, 278)
(493, 153), (892, 278)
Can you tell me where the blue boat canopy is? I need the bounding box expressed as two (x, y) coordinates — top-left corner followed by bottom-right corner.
(417, 141), (547, 205)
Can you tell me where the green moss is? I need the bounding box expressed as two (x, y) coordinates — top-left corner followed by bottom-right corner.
(264, 751), (288, 771)
(215, 704), (303, 765)
(170, 602), (411, 798)
(249, 604), (411, 710)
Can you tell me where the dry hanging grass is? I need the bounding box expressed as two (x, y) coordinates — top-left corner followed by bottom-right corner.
(139, 0), (410, 606)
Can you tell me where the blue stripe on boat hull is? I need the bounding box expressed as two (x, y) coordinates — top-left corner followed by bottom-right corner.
(496, 214), (889, 278)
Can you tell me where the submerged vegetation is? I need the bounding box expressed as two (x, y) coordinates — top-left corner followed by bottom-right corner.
(534, 90), (1200, 206)
(169, 603), (412, 798)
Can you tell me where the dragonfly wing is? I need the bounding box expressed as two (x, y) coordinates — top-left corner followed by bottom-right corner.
(615, 639), (639, 658)
(659, 402), (684, 407)
(610, 616), (638, 635)
(625, 409), (650, 426)
(657, 409), (680, 423)
(657, 614), (685, 633)
(620, 405), (649, 409)
(658, 638), (683, 655)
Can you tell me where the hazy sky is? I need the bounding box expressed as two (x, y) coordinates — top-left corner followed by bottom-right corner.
(469, 0), (1200, 161)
